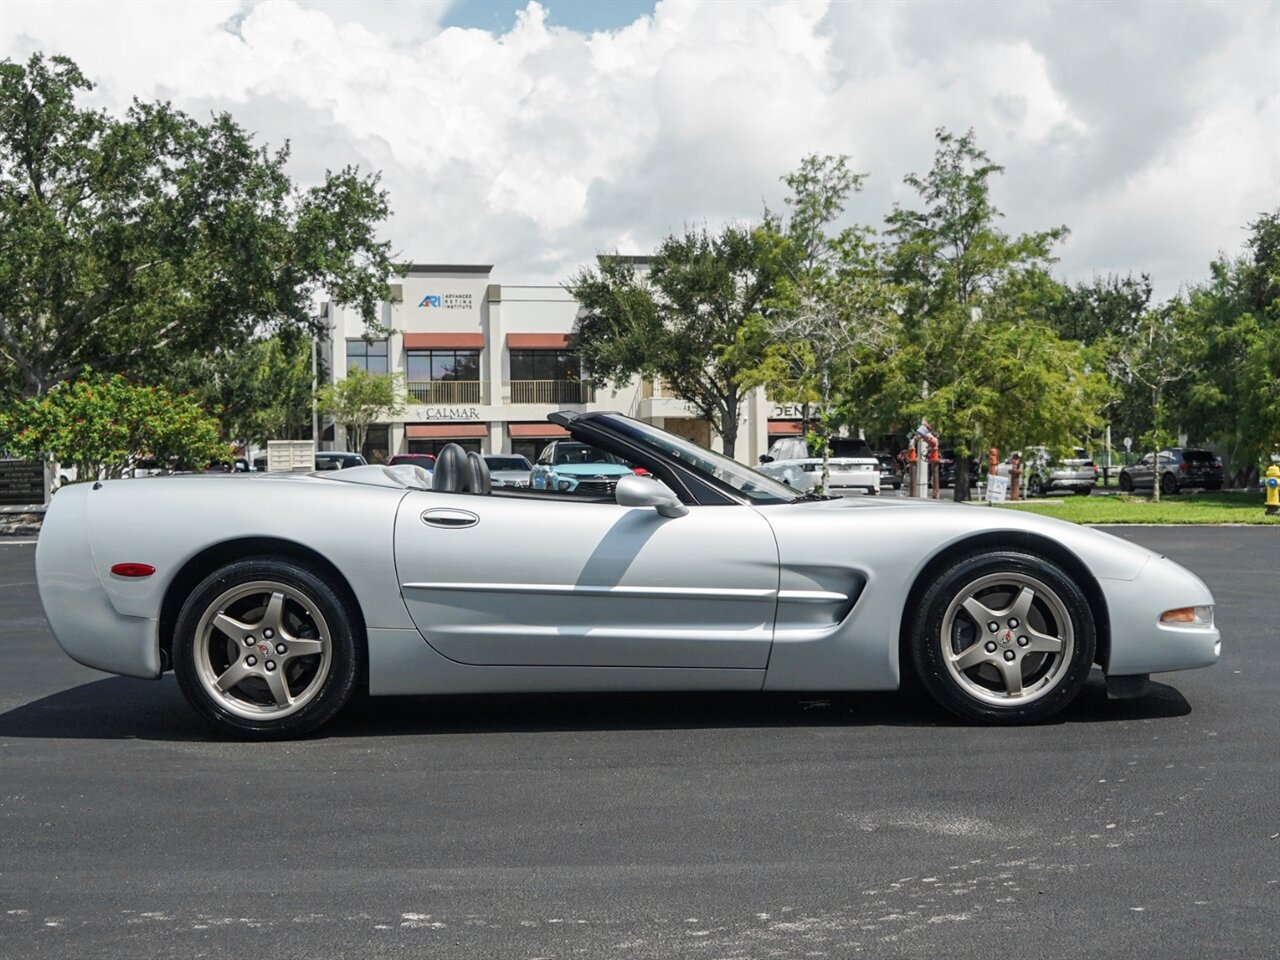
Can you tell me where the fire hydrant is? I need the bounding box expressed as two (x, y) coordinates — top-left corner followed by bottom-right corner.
(1265, 464), (1280, 516)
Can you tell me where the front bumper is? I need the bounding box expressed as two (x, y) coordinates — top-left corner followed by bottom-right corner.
(1102, 556), (1221, 676)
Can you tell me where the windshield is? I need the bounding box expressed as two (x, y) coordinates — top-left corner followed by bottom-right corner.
(552, 442), (630, 467)
(593, 414), (798, 504)
(485, 456), (531, 471)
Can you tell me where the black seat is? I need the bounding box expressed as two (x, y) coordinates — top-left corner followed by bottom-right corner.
(431, 444), (490, 495)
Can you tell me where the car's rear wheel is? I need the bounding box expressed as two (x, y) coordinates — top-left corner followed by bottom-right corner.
(1160, 473), (1178, 495)
(1119, 472), (1134, 492)
(173, 558), (361, 739)
(909, 552), (1096, 724)
(1027, 475), (1043, 498)
(1074, 487), (1092, 496)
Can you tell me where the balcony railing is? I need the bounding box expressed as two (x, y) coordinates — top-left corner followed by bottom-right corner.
(509, 380), (596, 404)
(407, 380), (484, 404)
(640, 378), (679, 399)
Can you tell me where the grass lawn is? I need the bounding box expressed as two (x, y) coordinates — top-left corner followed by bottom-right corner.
(990, 491), (1280, 525)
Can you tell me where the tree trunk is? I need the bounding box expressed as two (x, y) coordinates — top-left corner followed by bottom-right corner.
(952, 455), (970, 502)
(720, 389), (739, 460)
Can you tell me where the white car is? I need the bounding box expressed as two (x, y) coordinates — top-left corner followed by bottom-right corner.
(36, 411), (1220, 739)
(756, 436), (881, 495)
(483, 454), (533, 488)
(996, 447), (1097, 497)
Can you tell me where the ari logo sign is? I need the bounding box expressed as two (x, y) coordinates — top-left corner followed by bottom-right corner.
(418, 293), (474, 310)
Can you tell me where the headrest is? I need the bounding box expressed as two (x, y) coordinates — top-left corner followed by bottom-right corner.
(466, 451), (491, 495)
(432, 444), (471, 493)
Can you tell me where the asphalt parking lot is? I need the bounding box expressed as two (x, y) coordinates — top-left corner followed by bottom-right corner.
(1, 528), (1277, 960)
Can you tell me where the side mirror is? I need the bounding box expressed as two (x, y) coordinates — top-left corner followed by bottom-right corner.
(615, 474), (688, 518)
(758, 455), (774, 464)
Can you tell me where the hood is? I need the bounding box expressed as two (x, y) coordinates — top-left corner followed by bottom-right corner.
(760, 494), (1157, 581)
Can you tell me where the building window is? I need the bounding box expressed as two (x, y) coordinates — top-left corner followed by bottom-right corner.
(510, 349), (581, 382)
(509, 350), (593, 403)
(406, 349), (482, 403)
(347, 339), (388, 375)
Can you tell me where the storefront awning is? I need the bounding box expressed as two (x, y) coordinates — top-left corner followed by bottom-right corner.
(405, 424), (489, 439)
(767, 420), (805, 435)
(507, 333), (571, 349)
(508, 422), (570, 438)
(403, 333), (484, 349)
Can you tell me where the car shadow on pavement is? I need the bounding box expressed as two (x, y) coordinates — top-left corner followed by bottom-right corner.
(0, 670), (1191, 741)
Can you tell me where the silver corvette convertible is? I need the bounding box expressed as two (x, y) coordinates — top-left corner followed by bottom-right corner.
(36, 412), (1220, 739)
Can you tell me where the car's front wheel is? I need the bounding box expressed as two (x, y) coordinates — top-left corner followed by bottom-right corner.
(1027, 475), (1043, 498)
(173, 558), (361, 739)
(1119, 472), (1134, 492)
(909, 552), (1096, 724)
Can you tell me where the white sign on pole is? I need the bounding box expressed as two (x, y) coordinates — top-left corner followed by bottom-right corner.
(985, 474), (1010, 503)
(1123, 436), (1133, 452)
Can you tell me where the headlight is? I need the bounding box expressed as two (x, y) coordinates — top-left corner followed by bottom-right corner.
(1159, 605), (1214, 627)
(557, 479), (572, 491)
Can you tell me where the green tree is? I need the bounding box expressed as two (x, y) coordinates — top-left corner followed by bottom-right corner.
(1106, 303), (1196, 502)
(569, 223), (784, 458)
(883, 128), (1102, 499)
(1048, 273), (1151, 345)
(172, 330), (320, 446)
(1180, 211), (1280, 483)
(0, 53), (394, 401)
(749, 154), (893, 489)
(316, 368), (405, 455)
(0, 371), (226, 480)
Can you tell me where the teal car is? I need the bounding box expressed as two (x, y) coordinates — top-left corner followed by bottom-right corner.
(531, 440), (636, 495)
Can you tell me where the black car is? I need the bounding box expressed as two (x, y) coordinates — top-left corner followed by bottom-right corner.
(1119, 448), (1223, 495)
(874, 452), (902, 489)
(939, 449), (980, 489)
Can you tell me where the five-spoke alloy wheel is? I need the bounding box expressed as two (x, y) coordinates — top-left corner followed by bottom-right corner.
(910, 551), (1095, 724)
(174, 558), (361, 739)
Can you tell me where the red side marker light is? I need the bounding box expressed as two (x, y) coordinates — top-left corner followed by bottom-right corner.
(110, 563), (156, 578)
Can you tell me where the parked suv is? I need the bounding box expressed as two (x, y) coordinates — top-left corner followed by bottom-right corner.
(531, 440), (634, 495)
(1119, 448), (1223, 495)
(756, 436), (880, 495)
(996, 447), (1096, 497)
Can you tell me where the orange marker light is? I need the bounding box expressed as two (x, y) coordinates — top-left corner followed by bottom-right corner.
(1159, 605), (1211, 626)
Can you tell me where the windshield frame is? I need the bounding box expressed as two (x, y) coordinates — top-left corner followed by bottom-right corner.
(569, 412), (800, 505)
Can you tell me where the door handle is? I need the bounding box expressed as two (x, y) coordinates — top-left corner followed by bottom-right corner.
(421, 508), (479, 528)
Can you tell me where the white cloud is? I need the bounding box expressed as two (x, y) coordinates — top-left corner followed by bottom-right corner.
(2, 0), (1276, 296)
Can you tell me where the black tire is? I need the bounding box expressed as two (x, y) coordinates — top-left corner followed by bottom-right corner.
(908, 551), (1096, 724)
(173, 558), (362, 739)
(1074, 487), (1092, 496)
(1118, 472), (1134, 493)
(1160, 473), (1178, 495)
(1027, 475), (1043, 498)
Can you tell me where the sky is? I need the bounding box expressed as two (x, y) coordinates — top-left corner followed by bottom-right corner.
(3, 0), (1277, 300)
